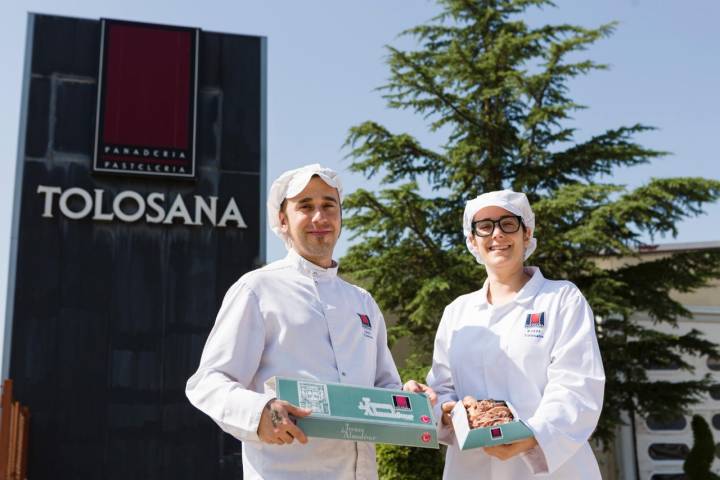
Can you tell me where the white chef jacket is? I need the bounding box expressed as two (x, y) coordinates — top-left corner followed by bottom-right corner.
(186, 249), (401, 480)
(427, 267), (605, 479)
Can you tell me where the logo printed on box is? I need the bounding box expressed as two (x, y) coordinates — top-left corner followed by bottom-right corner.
(421, 432), (432, 443)
(420, 415), (431, 424)
(392, 395), (412, 410)
(340, 423), (377, 442)
(490, 427), (503, 440)
(358, 397), (414, 421)
(297, 381), (331, 416)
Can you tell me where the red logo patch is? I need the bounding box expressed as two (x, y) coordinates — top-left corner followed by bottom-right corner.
(525, 312), (545, 328)
(358, 314), (371, 328)
(421, 432), (432, 443)
(420, 415), (431, 424)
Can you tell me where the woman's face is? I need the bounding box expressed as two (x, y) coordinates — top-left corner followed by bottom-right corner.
(470, 206), (532, 272)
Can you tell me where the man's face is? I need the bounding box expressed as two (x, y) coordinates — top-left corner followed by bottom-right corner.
(279, 176), (341, 267)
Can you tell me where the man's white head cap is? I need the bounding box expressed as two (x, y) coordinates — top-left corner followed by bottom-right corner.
(268, 163), (343, 250)
(462, 189), (537, 265)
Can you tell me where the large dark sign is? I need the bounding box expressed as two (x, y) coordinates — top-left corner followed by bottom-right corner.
(93, 20), (199, 178)
(6, 13), (266, 480)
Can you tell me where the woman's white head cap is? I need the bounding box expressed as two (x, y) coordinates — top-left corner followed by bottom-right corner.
(462, 190), (537, 265)
(268, 163), (343, 250)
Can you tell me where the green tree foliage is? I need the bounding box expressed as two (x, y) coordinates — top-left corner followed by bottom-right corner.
(684, 415), (720, 480)
(340, 0), (720, 472)
(376, 443), (445, 480)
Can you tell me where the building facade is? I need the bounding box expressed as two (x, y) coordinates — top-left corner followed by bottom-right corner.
(5, 14), (265, 479)
(601, 241), (720, 480)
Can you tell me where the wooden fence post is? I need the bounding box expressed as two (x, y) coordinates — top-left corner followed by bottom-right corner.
(0, 380), (12, 480)
(0, 380), (29, 480)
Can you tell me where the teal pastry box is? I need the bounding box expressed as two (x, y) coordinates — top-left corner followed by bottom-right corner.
(451, 400), (534, 449)
(266, 377), (439, 449)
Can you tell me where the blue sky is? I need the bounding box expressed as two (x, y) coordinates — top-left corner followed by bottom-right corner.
(0, 0), (718, 303)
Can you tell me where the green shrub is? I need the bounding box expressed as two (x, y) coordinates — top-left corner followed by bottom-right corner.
(377, 443), (445, 480)
(684, 415), (720, 480)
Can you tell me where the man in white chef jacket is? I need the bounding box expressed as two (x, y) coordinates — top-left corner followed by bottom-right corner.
(186, 164), (407, 480)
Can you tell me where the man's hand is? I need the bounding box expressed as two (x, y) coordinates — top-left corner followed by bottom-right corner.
(440, 401), (456, 426)
(483, 436), (538, 461)
(257, 399), (311, 445)
(402, 380), (438, 407)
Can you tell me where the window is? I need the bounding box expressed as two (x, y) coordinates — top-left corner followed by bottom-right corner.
(711, 385), (720, 400)
(648, 443), (690, 461)
(708, 356), (720, 371)
(712, 415), (720, 430)
(646, 415), (687, 431)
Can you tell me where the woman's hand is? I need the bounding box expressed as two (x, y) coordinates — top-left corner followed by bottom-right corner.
(483, 436), (538, 460)
(402, 380), (438, 407)
(440, 401), (456, 426)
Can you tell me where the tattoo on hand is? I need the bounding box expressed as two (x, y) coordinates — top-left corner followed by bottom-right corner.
(270, 408), (283, 428)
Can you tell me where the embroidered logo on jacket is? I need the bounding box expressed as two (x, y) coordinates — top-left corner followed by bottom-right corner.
(358, 313), (373, 339)
(524, 312), (546, 338)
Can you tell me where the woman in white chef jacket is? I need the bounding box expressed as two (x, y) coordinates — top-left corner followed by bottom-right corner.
(427, 190), (605, 479)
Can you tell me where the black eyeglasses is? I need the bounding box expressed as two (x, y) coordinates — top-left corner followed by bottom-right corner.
(471, 215), (523, 237)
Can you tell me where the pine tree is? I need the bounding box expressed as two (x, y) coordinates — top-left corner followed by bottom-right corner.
(684, 415), (720, 480)
(340, 0), (720, 466)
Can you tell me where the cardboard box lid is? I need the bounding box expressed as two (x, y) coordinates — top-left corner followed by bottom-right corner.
(266, 376), (439, 449)
(268, 376), (436, 426)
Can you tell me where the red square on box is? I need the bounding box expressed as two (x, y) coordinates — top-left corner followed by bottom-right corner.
(392, 395), (412, 410)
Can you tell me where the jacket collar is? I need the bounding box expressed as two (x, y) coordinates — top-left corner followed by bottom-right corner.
(285, 248), (339, 279)
(474, 266), (544, 309)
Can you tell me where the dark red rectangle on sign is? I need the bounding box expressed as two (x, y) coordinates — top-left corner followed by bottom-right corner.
(93, 19), (198, 178)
